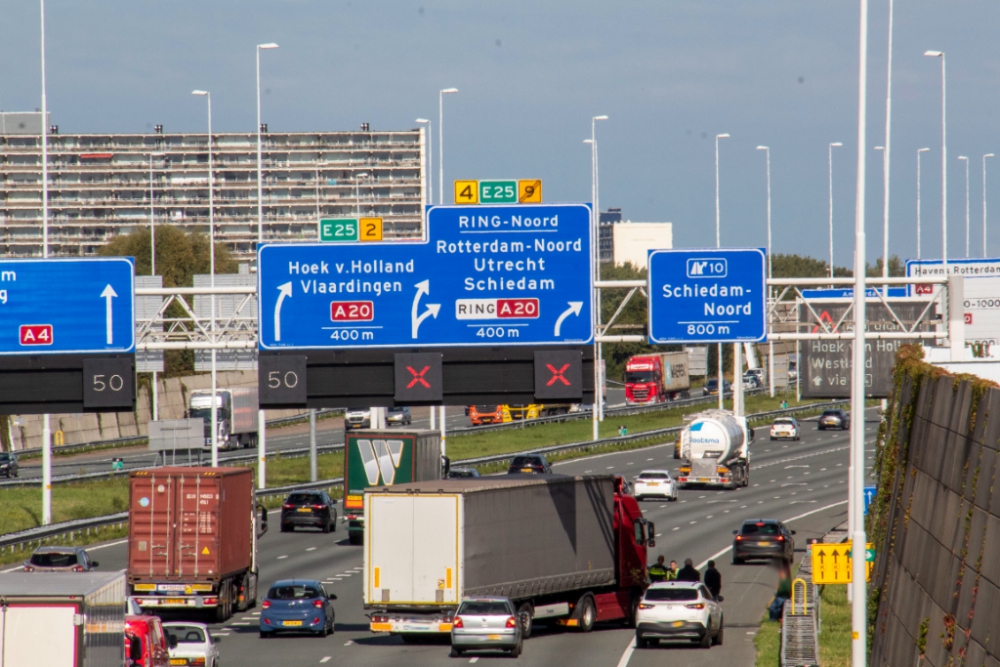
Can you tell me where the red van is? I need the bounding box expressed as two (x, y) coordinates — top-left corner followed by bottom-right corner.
(125, 615), (172, 667)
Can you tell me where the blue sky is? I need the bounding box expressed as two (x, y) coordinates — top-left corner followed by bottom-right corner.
(2, 1), (999, 265)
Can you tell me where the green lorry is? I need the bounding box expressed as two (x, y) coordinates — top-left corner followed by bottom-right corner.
(342, 429), (443, 545)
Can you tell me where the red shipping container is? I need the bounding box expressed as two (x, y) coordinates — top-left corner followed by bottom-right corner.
(128, 467), (253, 583)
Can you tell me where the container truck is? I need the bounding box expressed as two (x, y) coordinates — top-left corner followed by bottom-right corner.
(0, 570), (126, 667)
(676, 409), (752, 489)
(624, 352), (691, 404)
(127, 466), (268, 622)
(186, 386), (259, 451)
(342, 430), (443, 546)
(364, 475), (654, 639)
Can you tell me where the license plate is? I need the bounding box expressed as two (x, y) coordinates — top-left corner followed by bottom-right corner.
(758, 541), (770, 547)
(488, 634), (503, 640)
(672, 621), (684, 627)
(297, 508), (312, 512)
(699, 477), (712, 482)
(164, 598), (187, 605)
(647, 482), (659, 486)
(521, 468), (533, 473)
(283, 620), (303, 627)
(170, 660), (187, 666)
(371, 622), (392, 632)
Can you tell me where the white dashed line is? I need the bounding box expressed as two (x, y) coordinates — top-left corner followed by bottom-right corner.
(320, 657), (332, 663)
(277, 555), (288, 560)
(607, 466), (615, 470)
(706, 515), (714, 519)
(673, 527), (680, 531)
(306, 547), (317, 552)
(344, 640), (354, 646)
(740, 505), (748, 509)
(689, 520), (698, 524)
(647, 458), (655, 461)
(470, 659), (480, 664)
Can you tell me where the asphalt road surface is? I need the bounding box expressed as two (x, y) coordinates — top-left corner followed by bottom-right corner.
(19, 408), (877, 667)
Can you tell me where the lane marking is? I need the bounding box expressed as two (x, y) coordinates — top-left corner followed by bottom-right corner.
(306, 547), (317, 552)
(344, 640), (354, 646)
(320, 657), (332, 663)
(277, 555), (288, 560)
(470, 659), (479, 664)
(672, 527), (680, 531)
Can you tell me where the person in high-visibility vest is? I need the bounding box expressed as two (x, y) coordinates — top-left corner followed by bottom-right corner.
(647, 555), (669, 583)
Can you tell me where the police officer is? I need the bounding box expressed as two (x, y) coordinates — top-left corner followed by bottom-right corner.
(648, 555), (669, 583)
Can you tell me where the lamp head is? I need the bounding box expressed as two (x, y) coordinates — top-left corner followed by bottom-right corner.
(958, 155), (968, 161)
(716, 133), (730, 139)
(415, 118), (429, 124)
(593, 115), (609, 121)
(924, 50), (943, 58)
(830, 142), (843, 147)
(986, 154), (996, 159)
(441, 88), (459, 94)
(918, 147), (930, 153)
(874, 146), (885, 151)
(258, 43), (279, 50)
(191, 90), (208, 97)
(756, 145), (768, 151)
(583, 139), (594, 144)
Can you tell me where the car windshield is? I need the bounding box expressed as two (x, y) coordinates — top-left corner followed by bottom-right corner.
(286, 493), (322, 505)
(741, 522), (780, 536)
(458, 601), (511, 616)
(822, 411), (841, 417)
(475, 405), (500, 413)
(388, 407), (407, 414)
(625, 371), (656, 383)
(644, 588), (699, 602)
(0, 453), (10, 462)
(705, 380), (718, 389)
(165, 626), (206, 644)
(449, 470), (477, 478)
(268, 585), (321, 600)
(638, 472), (669, 480)
(510, 456), (542, 467)
(189, 407), (231, 421)
(773, 419), (795, 426)
(30, 551), (78, 567)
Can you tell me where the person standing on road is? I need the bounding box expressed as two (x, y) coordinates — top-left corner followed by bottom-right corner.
(704, 560), (722, 599)
(676, 558), (701, 582)
(648, 556), (668, 583)
(666, 560), (679, 581)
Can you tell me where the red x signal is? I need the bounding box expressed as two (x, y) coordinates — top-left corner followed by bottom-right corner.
(546, 363), (571, 386)
(406, 366), (431, 388)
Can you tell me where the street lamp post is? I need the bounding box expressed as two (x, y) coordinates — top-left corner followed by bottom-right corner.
(984, 154), (995, 257)
(438, 88), (458, 205)
(875, 145), (886, 273)
(415, 119), (431, 207)
(881, 0), (895, 281)
(149, 152), (165, 422)
(959, 156), (970, 257)
(588, 116), (608, 439)
(255, 42), (278, 490)
(756, 146), (775, 397)
(829, 142), (843, 280)
(355, 172), (368, 217)
(917, 148), (930, 259)
(39, 0), (53, 525)
(192, 90), (219, 468)
(715, 133), (729, 410)
(925, 50), (947, 270)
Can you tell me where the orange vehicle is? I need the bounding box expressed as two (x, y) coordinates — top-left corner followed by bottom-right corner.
(125, 614), (172, 667)
(468, 405), (505, 425)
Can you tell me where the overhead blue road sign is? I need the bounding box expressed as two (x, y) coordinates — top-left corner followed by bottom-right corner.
(0, 258), (135, 355)
(647, 248), (766, 344)
(863, 485), (877, 515)
(258, 203), (593, 349)
(801, 287), (908, 299)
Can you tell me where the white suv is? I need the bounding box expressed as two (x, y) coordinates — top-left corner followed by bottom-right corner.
(635, 581), (723, 649)
(633, 470), (678, 501)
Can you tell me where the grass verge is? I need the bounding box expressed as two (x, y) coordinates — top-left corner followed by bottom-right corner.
(754, 617), (781, 666)
(817, 584), (851, 667)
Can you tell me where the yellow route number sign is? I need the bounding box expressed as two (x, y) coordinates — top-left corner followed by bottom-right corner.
(518, 180), (542, 203)
(359, 218), (383, 242)
(454, 181), (479, 204)
(811, 541), (874, 584)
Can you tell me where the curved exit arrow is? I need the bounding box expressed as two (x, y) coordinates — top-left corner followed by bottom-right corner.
(411, 280), (441, 339)
(554, 301), (583, 337)
(274, 282), (292, 342)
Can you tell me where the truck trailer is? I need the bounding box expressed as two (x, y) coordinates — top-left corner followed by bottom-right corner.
(677, 409), (752, 489)
(624, 352), (691, 404)
(0, 570), (126, 667)
(127, 466), (268, 622)
(187, 386), (259, 451)
(364, 475), (654, 639)
(342, 429), (443, 545)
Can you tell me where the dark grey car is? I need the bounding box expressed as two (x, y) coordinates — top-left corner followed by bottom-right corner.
(24, 546), (98, 572)
(0, 452), (18, 478)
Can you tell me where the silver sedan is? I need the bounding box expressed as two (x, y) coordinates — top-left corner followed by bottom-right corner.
(450, 597), (523, 658)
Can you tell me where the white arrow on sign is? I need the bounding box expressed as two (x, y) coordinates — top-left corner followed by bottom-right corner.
(812, 376), (823, 387)
(554, 301), (583, 337)
(274, 282), (292, 342)
(411, 280), (441, 339)
(100, 285), (117, 345)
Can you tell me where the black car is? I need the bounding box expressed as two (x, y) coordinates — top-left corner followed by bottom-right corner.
(447, 467), (481, 479)
(507, 454), (552, 475)
(386, 406), (412, 426)
(280, 491), (338, 533)
(0, 452), (18, 478)
(732, 519), (795, 564)
(702, 379), (732, 396)
(817, 409), (851, 430)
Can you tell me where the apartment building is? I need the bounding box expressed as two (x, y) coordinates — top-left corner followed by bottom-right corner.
(0, 112), (427, 261)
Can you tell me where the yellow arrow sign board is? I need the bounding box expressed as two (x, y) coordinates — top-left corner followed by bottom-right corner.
(811, 541), (874, 584)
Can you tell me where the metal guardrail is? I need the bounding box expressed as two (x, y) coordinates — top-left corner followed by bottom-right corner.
(0, 399), (850, 554)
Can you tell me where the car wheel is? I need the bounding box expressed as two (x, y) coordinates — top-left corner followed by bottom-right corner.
(450, 646), (463, 658)
(636, 636), (649, 649)
(348, 532), (363, 546)
(714, 620), (724, 646)
(516, 603), (534, 639)
(280, 523), (291, 533)
(577, 596), (596, 633)
(259, 631), (269, 639)
(732, 554), (744, 565)
(699, 623), (712, 649)
(509, 640), (522, 658)
(322, 518), (331, 534)
(332, 512), (338, 532)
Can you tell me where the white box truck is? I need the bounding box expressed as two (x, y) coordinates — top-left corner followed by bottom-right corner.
(187, 386), (259, 450)
(0, 570), (126, 667)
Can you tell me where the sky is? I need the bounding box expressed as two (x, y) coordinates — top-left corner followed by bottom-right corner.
(2, 0), (1000, 267)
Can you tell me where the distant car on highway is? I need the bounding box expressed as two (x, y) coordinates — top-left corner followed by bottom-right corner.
(447, 467), (481, 479)
(0, 452), (18, 478)
(817, 409), (850, 430)
(702, 379), (731, 397)
(450, 596), (523, 658)
(345, 409), (371, 430)
(468, 405), (505, 426)
(769, 418), (800, 441)
(743, 374), (762, 390)
(732, 519), (795, 564)
(633, 470), (678, 502)
(280, 491), (338, 533)
(386, 406), (412, 426)
(24, 546), (98, 572)
(635, 581), (724, 649)
(259, 580), (337, 638)
(506, 454), (552, 475)
(163, 622), (219, 667)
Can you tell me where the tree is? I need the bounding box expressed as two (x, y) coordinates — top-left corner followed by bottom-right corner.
(99, 228), (238, 376)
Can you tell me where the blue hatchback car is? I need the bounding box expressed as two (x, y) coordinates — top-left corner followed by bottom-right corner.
(259, 580), (337, 638)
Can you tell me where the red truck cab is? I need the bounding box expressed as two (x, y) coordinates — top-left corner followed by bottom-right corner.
(125, 614), (172, 667)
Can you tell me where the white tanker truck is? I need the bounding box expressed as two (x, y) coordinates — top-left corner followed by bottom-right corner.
(676, 409), (752, 490)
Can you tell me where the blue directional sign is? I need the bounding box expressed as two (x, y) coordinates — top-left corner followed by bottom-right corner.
(801, 287), (908, 299)
(0, 258), (135, 355)
(863, 486), (877, 515)
(258, 204), (593, 349)
(647, 248), (766, 343)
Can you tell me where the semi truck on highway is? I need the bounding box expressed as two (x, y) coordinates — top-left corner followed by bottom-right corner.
(0, 570), (126, 667)
(364, 475), (654, 639)
(676, 409), (752, 489)
(342, 430), (442, 545)
(127, 467), (268, 622)
(187, 386), (259, 450)
(624, 352), (691, 404)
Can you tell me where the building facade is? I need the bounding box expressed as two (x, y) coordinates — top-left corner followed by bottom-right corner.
(0, 113), (426, 261)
